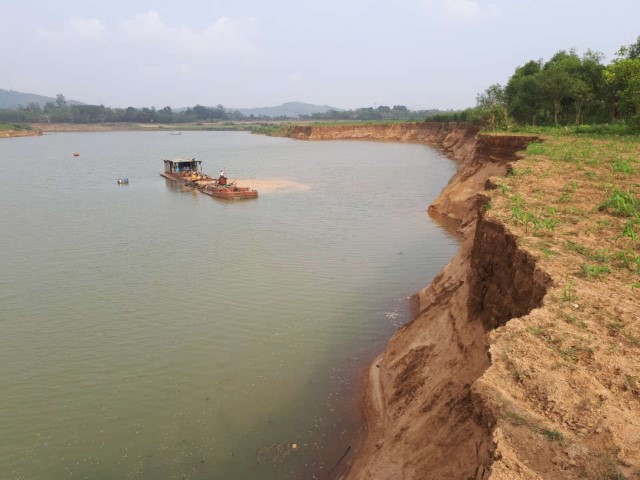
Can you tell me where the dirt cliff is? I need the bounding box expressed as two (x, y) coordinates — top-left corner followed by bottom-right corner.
(291, 122), (477, 146)
(291, 123), (640, 479)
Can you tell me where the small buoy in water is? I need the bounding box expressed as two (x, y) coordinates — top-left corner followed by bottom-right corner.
(117, 178), (129, 185)
(73, 152), (80, 157)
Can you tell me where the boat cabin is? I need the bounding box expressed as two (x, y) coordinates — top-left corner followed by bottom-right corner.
(163, 158), (202, 175)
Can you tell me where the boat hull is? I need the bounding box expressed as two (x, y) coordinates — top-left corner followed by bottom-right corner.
(201, 188), (258, 200)
(160, 172), (258, 200)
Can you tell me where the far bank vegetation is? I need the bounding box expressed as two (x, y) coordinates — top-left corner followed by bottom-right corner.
(436, 36), (640, 134)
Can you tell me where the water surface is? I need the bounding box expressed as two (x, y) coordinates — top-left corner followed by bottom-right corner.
(0, 131), (458, 479)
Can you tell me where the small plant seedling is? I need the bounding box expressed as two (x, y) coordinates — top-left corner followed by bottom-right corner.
(599, 188), (640, 217)
(582, 263), (611, 278)
(613, 158), (635, 176)
(561, 280), (578, 302)
(508, 167), (533, 177)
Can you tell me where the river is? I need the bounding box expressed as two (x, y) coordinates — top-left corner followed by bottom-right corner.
(0, 131), (458, 479)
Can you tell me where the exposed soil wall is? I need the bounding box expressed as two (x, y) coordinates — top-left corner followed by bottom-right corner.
(291, 123), (551, 479)
(469, 219), (551, 332)
(290, 123), (480, 169)
(428, 134), (537, 231)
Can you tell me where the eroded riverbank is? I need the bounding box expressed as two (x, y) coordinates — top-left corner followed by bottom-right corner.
(290, 123), (640, 479)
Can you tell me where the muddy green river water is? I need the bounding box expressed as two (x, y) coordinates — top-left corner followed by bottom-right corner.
(0, 131), (458, 479)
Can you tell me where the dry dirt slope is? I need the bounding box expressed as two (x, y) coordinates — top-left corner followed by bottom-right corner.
(477, 134), (640, 480)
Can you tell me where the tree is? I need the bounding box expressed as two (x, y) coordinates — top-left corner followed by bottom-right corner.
(56, 94), (67, 109)
(476, 84), (510, 130)
(629, 37), (640, 60)
(540, 62), (574, 125)
(536, 50), (587, 126)
(574, 50), (607, 124)
(605, 57), (640, 119)
(505, 60), (543, 124)
(157, 106), (173, 123)
(25, 102), (42, 114)
(617, 35), (640, 60)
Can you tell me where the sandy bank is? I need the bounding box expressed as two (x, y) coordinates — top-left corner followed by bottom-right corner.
(290, 123), (640, 479)
(231, 178), (310, 193)
(1, 128), (41, 138)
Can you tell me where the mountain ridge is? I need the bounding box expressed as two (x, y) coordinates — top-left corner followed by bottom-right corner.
(1, 90), (341, 118)
(234, 101), (342, 118)
(0, 89), (84, 108)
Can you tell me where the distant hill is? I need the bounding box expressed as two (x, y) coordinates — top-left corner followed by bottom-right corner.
(235, 101), (342, 118)
(0, 89), (84, 109)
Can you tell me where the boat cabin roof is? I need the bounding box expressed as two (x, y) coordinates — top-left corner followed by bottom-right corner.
(163, 158), (201, 167)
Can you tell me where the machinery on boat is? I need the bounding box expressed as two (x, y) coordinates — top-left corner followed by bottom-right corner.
(160, 158), (258, 200)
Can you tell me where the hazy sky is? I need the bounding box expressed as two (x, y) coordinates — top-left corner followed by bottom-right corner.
(1, 0), (639, 110)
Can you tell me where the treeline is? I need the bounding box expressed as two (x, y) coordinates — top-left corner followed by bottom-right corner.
(0, 96), (245, 124)
(0, 94), (433, 124)
(429, 36), (640, 131)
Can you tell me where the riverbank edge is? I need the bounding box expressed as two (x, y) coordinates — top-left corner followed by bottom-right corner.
(289, 122), (548, 479)
(1, 128), (42, 138)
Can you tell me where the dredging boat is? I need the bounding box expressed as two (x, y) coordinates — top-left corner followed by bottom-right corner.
(160, 158), (258, 200)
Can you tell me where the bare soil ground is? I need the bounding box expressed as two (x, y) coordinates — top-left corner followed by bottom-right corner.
(480, 134), (640, 479)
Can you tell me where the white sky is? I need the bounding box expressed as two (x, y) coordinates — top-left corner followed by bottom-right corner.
(1, 0), (639, 110)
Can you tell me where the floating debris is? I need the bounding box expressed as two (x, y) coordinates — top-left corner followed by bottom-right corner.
(256, 442), (300, 464)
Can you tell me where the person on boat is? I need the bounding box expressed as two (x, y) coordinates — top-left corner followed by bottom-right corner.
(219, 170), (227, 186)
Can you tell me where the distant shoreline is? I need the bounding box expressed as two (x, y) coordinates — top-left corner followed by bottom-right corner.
(28, 122), (263, 133)
(30, 123), (136, 132)
(27, 120), (420, 134)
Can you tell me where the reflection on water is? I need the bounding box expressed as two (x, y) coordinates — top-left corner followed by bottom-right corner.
(0, 131), (458, 479)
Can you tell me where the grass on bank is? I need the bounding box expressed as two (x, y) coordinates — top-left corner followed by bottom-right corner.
(489, 128), (638, 478)
(496, 131), (640, 277)
(490, 128), (639, 372)
(492, 121), (640, 137)
(489, 128), (640, 387)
